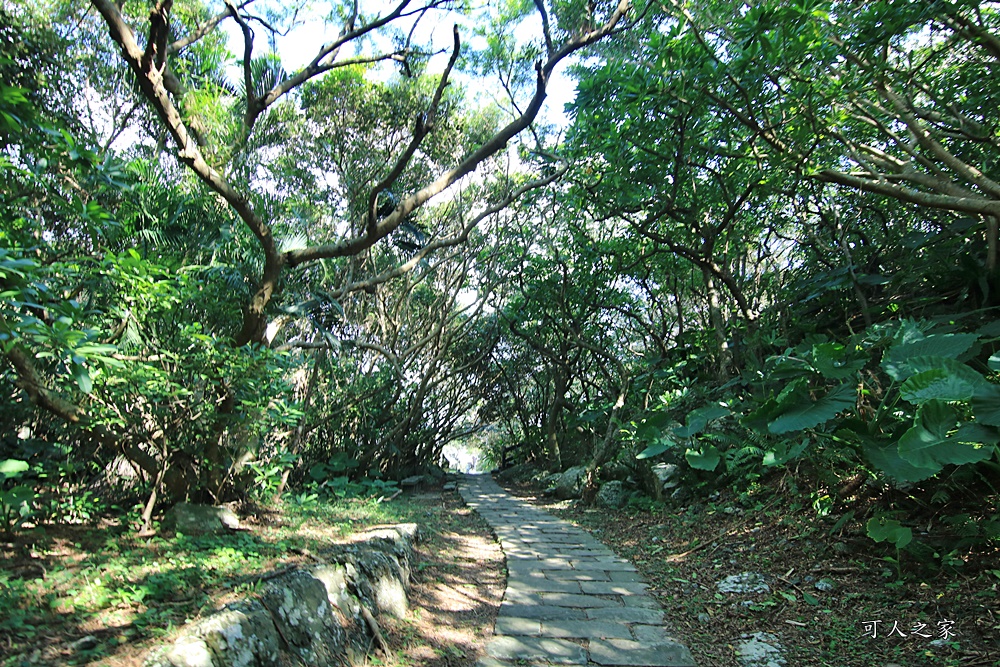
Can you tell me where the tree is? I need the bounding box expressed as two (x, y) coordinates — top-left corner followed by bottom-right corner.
(659, 0), (1000, 280)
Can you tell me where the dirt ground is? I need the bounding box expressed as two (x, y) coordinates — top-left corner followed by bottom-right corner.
(499, 477), (1000, 667)
(380, 490), (505, 667)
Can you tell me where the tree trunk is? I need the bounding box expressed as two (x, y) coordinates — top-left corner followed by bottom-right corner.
(703, 267), (732, 380)
(581, 389), (626, 504)
(545, 368), (566, 470)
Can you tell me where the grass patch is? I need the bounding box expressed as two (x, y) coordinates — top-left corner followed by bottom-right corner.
(0, 495), (427, 666)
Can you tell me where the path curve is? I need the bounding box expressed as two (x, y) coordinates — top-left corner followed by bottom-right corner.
(459, 474), (697, 667)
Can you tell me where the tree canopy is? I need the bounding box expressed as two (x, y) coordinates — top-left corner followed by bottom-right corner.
(2, 0), (1000, 560)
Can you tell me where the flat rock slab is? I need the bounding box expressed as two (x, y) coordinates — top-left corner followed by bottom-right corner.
(590, 639), (696, 667)
(486, 636), (588, 664)
(459, 474), (698, 666)
(540, 620), (633, 640)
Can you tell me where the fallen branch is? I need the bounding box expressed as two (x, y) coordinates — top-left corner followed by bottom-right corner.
(379, 489), (403, 503)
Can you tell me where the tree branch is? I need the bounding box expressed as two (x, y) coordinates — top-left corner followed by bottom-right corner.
(224, 0), (256, 127)
(286, 0), (632, 268)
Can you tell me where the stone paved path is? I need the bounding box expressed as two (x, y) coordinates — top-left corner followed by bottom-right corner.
(459, 474), (696, 667)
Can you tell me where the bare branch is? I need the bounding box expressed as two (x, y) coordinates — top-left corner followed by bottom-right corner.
(287, 0), (632, 267)
(166, 0), (258, 55)
(533, 0), (554, 56)
(246, 0), (457, 129)
(366, 26), (461, 235)
(225, 0), (256, 127)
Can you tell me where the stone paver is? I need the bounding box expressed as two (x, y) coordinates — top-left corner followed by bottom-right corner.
(461, 474), (697, 667)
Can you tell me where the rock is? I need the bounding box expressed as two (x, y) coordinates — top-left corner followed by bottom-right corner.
(148, 599), (282, 667)
(400, 475), (424, 489)
(697, 613), (711, 623)
(69, 636), (99, 652)
(260, 570), (346, 664)
(737, 632), (785, 667)
(651, 463), (680, 489)
(717, 572), (770, 595)
(814, 578), (835, 592)
(553, 466), (588, 500)
(599, 461), (631, 482)
(596, 481), (627, 509)
(144, 524), (419, 667)
(162, 503), (239, 536)
(541, 473), (562, 487)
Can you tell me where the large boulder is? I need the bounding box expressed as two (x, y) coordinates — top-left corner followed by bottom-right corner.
(596, 480), (627, 509)
(149, 599), (281, 667)
(553, 465), (588, 500)
(651, 463), (681, 490)
(162, 503), (239, 535)
(259, 571), (346, 665)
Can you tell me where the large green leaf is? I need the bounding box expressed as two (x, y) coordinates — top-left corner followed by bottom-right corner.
(900, 367), (979, 403)
(673, 405), (730, 438)
(636, 436), (674, 460)
(741, 397), (782, 433)
(768, 355), (814, 380)
(897, 401), (998, 470)
(685, 445), (721, 471)
(883, 334), (979, 381)
(972, 384), (1000, 426)
(767, 383), (856, 434)
(866, 517), (912, 549)
(811, 343), (866, 380)
(0, 459), (29, 480)
(865, 441), (940, 484)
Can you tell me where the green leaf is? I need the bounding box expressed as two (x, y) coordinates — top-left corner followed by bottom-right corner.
(742, 397), (783, 433)
(900, 368), (978, 403)
(673, 405), (729, 438)
(897, 401), (997, 469)
(768, 355), (814, 380)
(636, 440), (672, 460)
(73, 364), (93, 394)
(866, 517), (912, 549)
(864, 441), (940, 484)
(685, 445), (721, 471)
(972, 384), (1000, 426)
(897, 400), (956, 468)
(810, 343), (865, 379)
(762, 438), (809, 467)
(988, 354), (1000, 372)
(883, 334), (979, 381)
(0, 459), (29, 479)
(768, 383), (856, 434)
